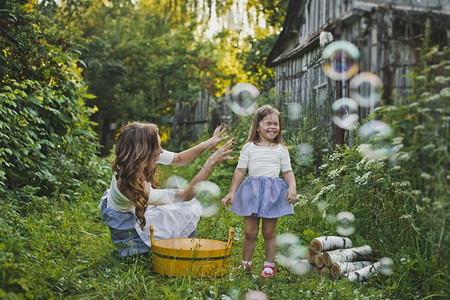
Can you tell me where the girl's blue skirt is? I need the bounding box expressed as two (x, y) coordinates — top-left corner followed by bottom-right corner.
(230, 177), (294, 218)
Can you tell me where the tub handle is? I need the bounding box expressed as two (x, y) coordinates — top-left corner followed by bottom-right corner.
(150, 225), (155, 247)
(227, 227), (234, 249)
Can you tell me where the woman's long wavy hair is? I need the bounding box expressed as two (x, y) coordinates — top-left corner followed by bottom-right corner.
(112, 122), (161, 230)
(246, 104), (284, 145)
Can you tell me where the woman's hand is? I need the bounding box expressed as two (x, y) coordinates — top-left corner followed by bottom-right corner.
(204, 124), (231, 150)
(205, 138), (235, 166)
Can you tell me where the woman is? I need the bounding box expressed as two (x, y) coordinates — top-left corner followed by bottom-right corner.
(100, 122), (234, 257)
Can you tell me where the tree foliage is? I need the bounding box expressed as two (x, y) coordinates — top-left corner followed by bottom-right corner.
(0, 0), (98, 198)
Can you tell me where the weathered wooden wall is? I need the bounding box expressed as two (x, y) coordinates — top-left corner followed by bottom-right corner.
(272, 0), (447, 146)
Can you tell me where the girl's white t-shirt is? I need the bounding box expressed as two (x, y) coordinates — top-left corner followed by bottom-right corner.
(107, 150), (177, 212)
(236, 142), (292, 178)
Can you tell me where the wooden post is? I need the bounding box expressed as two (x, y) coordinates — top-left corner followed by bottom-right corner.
(333, 19), (345, 146)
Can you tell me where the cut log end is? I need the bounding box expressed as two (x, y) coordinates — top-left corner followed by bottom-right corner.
(306, 249), (316, 264)
(314, 253), (325, 268)
(320, 267), (331, 277)
(330, 263), (340, 278)
(309, 239), (322, 253)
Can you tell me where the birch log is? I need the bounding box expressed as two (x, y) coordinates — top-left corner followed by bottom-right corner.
(323, 245), (373, 267)
(320, 267), (331, 277)
(330, 261), (373, 278)
(344, 262), (381, 282)
(306, 249), (316, 264)
(314, 253), (326, 268)
(309, 236), (353, 253)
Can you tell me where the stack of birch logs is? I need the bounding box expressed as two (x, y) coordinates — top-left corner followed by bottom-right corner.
(300, 236), (381, 282)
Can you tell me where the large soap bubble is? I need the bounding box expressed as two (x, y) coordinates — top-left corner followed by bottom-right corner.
(336, 211), (355, 236)
(322, 41), (360, 80)
(331, 97), (359, 130)
(350, 72), (383, 109)
(230, 83), (260, 117)
(194, 181), (221, 217)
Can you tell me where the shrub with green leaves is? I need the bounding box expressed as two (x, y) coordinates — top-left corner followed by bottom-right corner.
(294, 39), (449, 298)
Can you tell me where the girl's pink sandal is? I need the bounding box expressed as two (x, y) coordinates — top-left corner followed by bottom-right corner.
(261, 265), (277, 278)
(240, 263), (252, 271)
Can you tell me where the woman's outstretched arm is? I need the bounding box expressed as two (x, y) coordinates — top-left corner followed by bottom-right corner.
(170, 124), (231, 166)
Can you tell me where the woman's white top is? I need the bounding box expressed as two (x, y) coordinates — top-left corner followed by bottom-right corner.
(106, 150), (176, 212)
(236, 142), (292, 178)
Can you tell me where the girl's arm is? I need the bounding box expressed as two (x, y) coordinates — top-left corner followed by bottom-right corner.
(282, 170), (297, 203)
(170, 124), (231, 166)
(221, 168), (247, 207)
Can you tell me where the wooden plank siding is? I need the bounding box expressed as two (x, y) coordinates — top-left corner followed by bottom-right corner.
(268, 0), (449, 146)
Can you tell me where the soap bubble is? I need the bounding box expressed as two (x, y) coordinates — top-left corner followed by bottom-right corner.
(379, 257), (394, 276)
(230, 83), (259, 116)
(295, 143), (314, 166)
(359, 120), (393, 140)
(165, 175), (188, 189)
(350, 72), (383, 108)
(358, 121), (394, 160)
(276, 233), (308, 274)
(194, 181), (221, 217)
(336, 211), (355, 236)
(331, 98), (359, 130)
(322, 41), (360, 80)
(245, 290), (268, 300)
(286, 102), (303, 119)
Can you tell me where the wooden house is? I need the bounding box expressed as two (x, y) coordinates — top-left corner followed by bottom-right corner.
(266, 0), (450, 146)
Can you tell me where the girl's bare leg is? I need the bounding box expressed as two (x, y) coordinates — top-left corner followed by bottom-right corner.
(261, 218), (278, 263)
(242, 216), (260, 261)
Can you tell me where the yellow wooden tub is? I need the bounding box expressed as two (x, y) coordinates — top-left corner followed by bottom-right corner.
(150, 226), (234, 277)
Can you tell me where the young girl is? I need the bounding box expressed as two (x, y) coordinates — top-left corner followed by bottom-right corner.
(100, 122), (234, 257)
(221, 105), (297, 278)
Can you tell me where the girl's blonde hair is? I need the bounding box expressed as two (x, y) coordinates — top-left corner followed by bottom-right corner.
(246, 104), (284, 145)
(112, 122), (161, 230)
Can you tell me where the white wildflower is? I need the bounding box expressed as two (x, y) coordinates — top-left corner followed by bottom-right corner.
(324, 184), (337, 191)
(322, 148), (329, 153)
(421, 108), (431, 113)
(434, 76), (447, 84)
(411, 190), (421, 195)
(400, 181), (410, 187)
(422, 144), (435, 151)
(356, 157), (368, 170)
(400, 214), (411, 219)
(383, 106), (398, 112)
(440, 87), (450, 97)
(329, 152), (342, 161)
(414, 125), (425, 131)
(328, 166), (346, 179)
(420, 172), (431, 180)
(392, 137), (404, 145)
(427, 94), (441, 102)
(319, 164), (328, 170)
(420, 92), (431, 98)
(312, 178), (321, 184)
(397, 152), (411, 161)
(355, 171), (372, 186)
(422, 197), (431, 203)
(357, 144), (371, 153)
(416, 75), (426, 81)
(392, 165), (401, 171)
